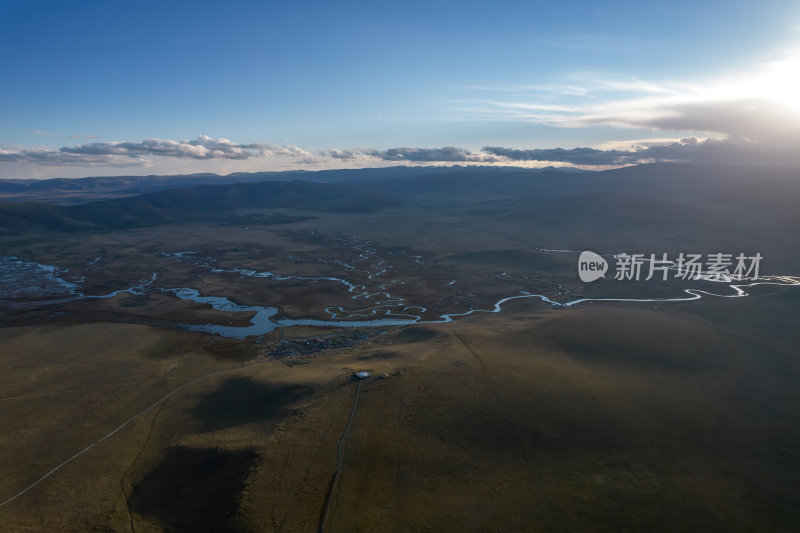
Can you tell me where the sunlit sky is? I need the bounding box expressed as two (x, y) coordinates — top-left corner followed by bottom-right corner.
(2, 0), (800, 178)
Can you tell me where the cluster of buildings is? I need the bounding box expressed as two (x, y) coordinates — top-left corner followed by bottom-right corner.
(263, 329), (385, 360)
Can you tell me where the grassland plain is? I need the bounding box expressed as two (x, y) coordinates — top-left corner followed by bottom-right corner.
(1, 292), (799, 532)
(1, 165), (799, 531)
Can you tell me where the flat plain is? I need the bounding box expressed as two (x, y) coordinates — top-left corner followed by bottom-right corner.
(1, 165), (799, 532)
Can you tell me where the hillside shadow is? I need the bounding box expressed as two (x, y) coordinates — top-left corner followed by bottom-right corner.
(193, 377), (314, 432)
(130, 446), (258, 533)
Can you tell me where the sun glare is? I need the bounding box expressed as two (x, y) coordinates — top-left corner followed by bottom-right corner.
(713, 47), (800, 110)
(756, 51), (800, 108)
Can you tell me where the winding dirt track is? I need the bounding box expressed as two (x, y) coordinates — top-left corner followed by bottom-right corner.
(320, 378), (362, 533)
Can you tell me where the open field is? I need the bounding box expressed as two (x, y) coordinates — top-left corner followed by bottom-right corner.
(1, 165), (799, 531)
(1, 294), (799, 531)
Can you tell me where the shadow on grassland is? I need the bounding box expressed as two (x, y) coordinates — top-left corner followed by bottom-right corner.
(192, 377), (314, 432)
(130, 446), (258, 533)
(392, 326), (441, 343)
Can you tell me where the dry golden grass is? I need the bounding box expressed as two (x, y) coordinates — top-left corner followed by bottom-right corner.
(1, 207), (799, 531)
(2, 294), (800, 531)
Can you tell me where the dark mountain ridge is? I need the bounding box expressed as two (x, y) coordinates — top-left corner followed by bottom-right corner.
(0, 165), (588, 205)
(0, 180), (396, 235)
(1, 163), (798, 242)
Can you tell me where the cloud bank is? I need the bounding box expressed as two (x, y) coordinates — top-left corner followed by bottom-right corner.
(317, 137), (800, 167)
(0, 135), (316, 167)
(3, 136), (800, 175)
(361, 146), (501, 163)
(483, 137), (800, 166)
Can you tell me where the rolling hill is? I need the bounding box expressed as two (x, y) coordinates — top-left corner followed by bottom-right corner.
(0, 180), (397, 235)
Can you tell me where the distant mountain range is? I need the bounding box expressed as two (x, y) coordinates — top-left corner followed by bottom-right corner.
(1, 163), (798, 271)
(0, 180), (397, 234)
(0, 165), (587, 205)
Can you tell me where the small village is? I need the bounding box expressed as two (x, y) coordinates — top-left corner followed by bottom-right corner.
(262, 328), (386, 361)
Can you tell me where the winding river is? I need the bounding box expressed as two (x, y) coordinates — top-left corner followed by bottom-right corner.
(2, 246), (800, 340)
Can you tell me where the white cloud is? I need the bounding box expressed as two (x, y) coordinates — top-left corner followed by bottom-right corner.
(361, 146), (501, 163)
(456, 47), (800, 148)
(0, 135), (318, 167)
(483, 137), (800, 166)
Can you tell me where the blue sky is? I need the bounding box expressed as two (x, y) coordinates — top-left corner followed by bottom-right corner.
(2, 0), (800, 178)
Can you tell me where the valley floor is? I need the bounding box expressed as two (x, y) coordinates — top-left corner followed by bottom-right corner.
(1, 293), (799, 532)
